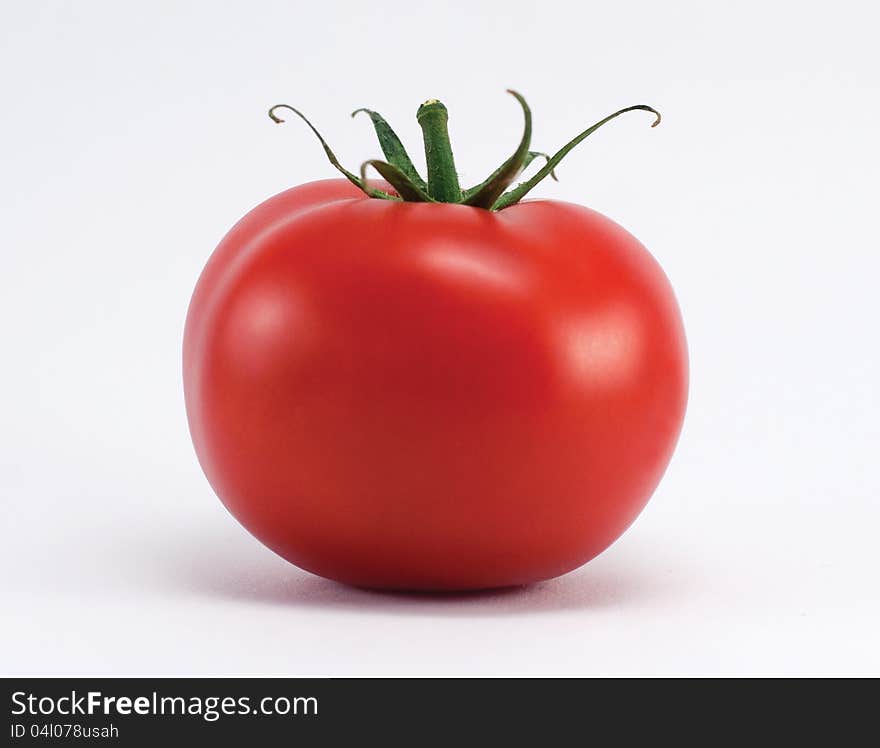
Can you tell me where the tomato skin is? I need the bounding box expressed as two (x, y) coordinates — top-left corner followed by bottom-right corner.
(184, 179), (687, 590)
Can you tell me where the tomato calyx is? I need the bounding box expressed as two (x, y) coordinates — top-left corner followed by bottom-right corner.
(268, 91), (661, 211)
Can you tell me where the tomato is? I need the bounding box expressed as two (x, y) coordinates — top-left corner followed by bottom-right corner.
(183, 93), (687, 590)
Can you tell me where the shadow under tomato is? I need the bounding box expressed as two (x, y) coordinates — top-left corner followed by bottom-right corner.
(136, 522), (684, 617)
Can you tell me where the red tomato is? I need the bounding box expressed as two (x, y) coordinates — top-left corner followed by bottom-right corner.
(183, 178), (687, 590)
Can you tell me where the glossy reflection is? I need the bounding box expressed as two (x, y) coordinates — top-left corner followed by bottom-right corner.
(224, 280), (314, 379)
(559, 305), (642, 388)
(417, 244), (528, 294)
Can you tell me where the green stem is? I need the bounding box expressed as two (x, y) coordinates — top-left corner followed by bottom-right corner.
(416, 100), (462, 202)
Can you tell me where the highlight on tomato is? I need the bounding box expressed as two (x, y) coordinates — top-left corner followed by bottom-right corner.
(183, 90), (687, 590)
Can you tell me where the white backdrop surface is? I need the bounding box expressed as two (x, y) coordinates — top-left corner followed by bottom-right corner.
(2, 0), (878, 676)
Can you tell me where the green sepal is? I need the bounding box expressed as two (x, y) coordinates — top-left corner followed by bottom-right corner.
(493, 105), (661, 210)
(462, 150), (557, 202)
(522, 151), (559, 181)
(461, 90), (532, 209)
(268, 104), (398, 200)
(351, 108), (428, 191)
(359, 160), (435, 203)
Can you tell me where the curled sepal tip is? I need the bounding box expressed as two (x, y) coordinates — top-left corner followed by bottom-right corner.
(268, 104), (397, 200)
(462, 90), (533, 209)
(359, 159), (434, 203)
(523, 151), (559, 181)
(493, 104), (661, 210)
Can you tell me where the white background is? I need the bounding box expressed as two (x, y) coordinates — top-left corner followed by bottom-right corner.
(2, 0), (878, 676)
